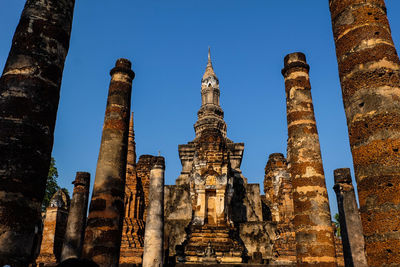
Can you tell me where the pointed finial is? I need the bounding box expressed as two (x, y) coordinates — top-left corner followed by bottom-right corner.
(129, 112), (134, 128)
(203, 47), (217, 79)
(158, 150), (161, 156)
(127, 111), (136, 167)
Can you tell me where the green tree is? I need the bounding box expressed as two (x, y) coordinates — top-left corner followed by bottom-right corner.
(42, 157), (69, 211)
(333, 213), (341, 237)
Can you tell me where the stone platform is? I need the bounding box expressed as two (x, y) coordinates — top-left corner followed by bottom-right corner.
(184, 224), (243, 263)
(175, 264), (293, 267)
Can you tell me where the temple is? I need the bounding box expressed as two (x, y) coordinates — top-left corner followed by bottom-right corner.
(4, 1), (400, 266)
(164, 49), (271, 264)
(117, 49), (295, 265)
(32, 49), (344, 267)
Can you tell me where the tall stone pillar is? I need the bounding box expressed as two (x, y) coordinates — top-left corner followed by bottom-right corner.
(329, 1), (400, 265)
(0, 1), (75, 265)
(61, 172), (91, 262)
(142, 157), (165, 267)
(333, 168), (367, 267)
(82, 59), (135, 267)
(282, 52), (336, 266)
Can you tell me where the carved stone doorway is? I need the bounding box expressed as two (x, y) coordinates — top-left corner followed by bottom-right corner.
(206, 190), (216, 225)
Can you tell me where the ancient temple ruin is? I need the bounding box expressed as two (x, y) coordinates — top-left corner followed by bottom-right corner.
(2, 0), (400, 266)
(113, 50), (301, 266)
(164, 50), (274, 264)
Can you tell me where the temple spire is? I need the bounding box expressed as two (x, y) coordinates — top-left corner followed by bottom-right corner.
(195, 48), (226, 138)
(127, 112), (136, 170)
(203, 47), (217, 80)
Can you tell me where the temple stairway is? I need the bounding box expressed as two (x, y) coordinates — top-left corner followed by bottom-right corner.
(183, 224), (243, 264)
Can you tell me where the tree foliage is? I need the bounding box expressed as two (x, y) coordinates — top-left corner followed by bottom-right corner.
(333, 213), (341, 237)
(42, 157), (69, 211)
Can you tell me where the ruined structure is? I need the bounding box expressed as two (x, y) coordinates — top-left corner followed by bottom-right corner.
(119, 115), (146, 266)
(142, 157), (165, 267)
(119, 129), (157, 266)
(82, 59), (134, 267)
(282, 52), (336, 266)
(329, 0), (400, 265)
(36, 190), (70, 266)
(61, 172), (91, 262)
(333, 228), (345, 267)
(264, 154), (296, 265)
(5, 0), (400, 265)
(0, 0), (75, 265)
(333, 168), (367, 267)
(163, 50), (276, 265)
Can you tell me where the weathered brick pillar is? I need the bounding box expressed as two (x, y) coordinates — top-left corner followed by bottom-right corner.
(265, 153), (296, 265)
(61, 172), (91, 262)
(142, 157), (165, 267)
(329, 1), (400, 265)
(282, 52), (336, 266)
(82, 59), (134, 267)
(0, 0), (75, 265)
(137, 155), (158, 222)
(333, 168), (367, 267)
(264, 153), (293, 223)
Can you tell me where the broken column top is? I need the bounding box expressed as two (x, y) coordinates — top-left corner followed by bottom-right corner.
(269, 153), (285, 161)
(265, 153), (287, 172)
(73, 172), (90, 186)
(153, 156), (165, 169)
(110, 58), (135, 79)
(138, 154), (157, 163)
(49, 189), (70, 209)
(334, 168), (352, 184)
(281, 52), (310, 76)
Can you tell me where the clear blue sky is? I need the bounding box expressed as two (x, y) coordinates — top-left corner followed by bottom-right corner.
(2, 1), (400, 217)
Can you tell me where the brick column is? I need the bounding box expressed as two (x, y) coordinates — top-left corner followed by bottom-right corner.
(282, 52), (336, 266)
(61, 172), (91, 261)
(265, 153), (296, 265)
(82, 59), (134, 267)
(0, 0), (75, 265)
(329, 1), (400, 265)
(333, 168), (367, 267)
(142, 157), (165, 267)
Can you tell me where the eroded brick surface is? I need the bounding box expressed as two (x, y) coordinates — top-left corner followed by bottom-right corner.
(334, 231), (345, 267)
(282, 53), (336, 266)
(0, 1), (75, 265)
(264, 153), (296, 265)
(329, 1), (400, 265)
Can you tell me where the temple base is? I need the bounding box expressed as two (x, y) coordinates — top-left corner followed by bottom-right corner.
(183, 224), (244, 264)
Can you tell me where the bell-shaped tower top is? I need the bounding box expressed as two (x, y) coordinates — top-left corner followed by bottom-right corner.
(194, 48), (227, 138)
